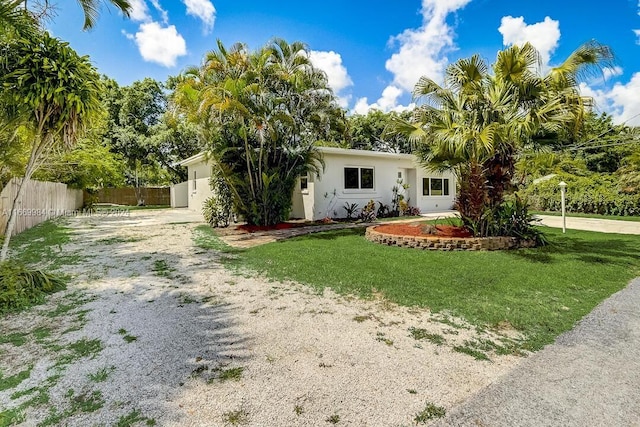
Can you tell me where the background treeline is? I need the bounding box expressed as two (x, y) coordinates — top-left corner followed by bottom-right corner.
(519, 112), (640, 216)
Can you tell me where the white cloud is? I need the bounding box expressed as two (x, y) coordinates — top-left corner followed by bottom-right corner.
(386, 0), (472, 91)
(353, 86), (415, 115)
(182, 0), (216, 33)
(149, 0), (169, 24)
(634, 29), (640, 44)
(128, 0), (151, 22)
(602, 66), (623, 81)
(308, 50), (353, 107)
(580, 73), (640, 126)
(606, 73), (640, 126)
(132, 22), (187, 67)
(355, 0), (468, 114)
(498, 16), (561, 68)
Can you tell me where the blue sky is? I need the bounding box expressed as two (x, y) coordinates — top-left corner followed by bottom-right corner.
(49, 0), (640, 124)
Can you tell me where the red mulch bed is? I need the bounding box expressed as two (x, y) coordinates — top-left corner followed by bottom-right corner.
(374, 223), (472, 238)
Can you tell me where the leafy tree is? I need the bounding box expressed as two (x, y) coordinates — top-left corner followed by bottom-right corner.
(516, 112), (640, 188)
(35, 138), (126, 190)
(104, 77), (199, 188)
(572, 112), (636, 173)
(0, 30), (102, 260)
(395, 42), (613, 237)
(174, 39), (346, 225)
(347, 110), (413, 153)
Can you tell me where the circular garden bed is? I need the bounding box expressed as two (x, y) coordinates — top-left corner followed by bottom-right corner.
(366, 222), (536, 251)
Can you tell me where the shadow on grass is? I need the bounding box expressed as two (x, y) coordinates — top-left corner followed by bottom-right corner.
(509, 230), (640, 268)
(297, 227), (366, 241)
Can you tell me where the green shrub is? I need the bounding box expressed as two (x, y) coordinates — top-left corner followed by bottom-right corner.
(523, 174), (640, 216)
(202, 170), (234, 228)
(0, 262), (66, 314)
(489, 196), (548, 245)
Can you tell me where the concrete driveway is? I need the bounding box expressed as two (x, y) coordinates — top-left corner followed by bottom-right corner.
(537, 215), (640, 235)
(436, 277), (640, 426)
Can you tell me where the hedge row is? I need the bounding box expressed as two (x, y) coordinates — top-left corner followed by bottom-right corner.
(522, 174), (640, 217)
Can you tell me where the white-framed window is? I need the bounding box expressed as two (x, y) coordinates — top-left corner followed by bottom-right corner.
(193, 170), (197, 191)
(300, 174), (309, 191)
(423, 178), (450, 196)
(344, 167), (374, 190)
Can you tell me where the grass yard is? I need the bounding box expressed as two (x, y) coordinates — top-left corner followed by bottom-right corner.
(6, 219), (79, 270)
(208, 226), (640, 351)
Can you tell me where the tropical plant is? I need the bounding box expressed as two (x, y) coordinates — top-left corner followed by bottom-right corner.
(391, 178), (409, 216)
(0, 0), (131, 30)
(342, 202), (359, 220)
(359, 200), (377, 222)
(174, 39), (346, 225)
(0, 261), (65, 314)
(376, 201), (390, 218)
(0, 30), (102, 260)
(394, 41), (614, 238)
(202, 169), (234, 228)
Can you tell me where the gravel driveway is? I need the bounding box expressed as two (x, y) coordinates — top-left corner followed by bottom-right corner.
(0, 209), (523, 426)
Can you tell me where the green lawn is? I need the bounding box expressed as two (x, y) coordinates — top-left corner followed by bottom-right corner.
(207, 226), (640, 351)
(533, 211), (640, 222)
(6, 219), (75, 269)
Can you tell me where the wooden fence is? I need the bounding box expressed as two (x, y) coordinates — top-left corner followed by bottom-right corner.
(87, 187), (170, 206)
(0, 178), (84, 236)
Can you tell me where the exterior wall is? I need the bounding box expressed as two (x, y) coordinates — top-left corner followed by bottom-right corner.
(179, 149), (456, 222)
(291, 175), (315, 219)
(186, 161), (213, 213)
(414, 169), (456, 212)
(311, 151), (411, 219)
(309, 149), (456, 221)
(170, 181), (189, 208)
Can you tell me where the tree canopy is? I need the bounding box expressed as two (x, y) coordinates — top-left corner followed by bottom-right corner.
(174, 39), (346, 225)
(395, 41), (614, 238)
(0, 29), (102, 259)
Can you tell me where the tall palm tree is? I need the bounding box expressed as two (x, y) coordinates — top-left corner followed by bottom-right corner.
(173, 39), (344, 225)
(395, 41), (613, 236)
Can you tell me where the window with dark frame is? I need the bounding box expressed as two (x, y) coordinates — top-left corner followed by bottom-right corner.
(344, 167), (374, 190)
(344, 167), (359, 189)
(423, 178), (450, 196)
(300, 174), (308, 191)
(360, 168), (374, 189)
(193, 170), (197, 191)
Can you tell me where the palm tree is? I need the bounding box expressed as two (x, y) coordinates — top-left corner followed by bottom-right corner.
(0, 0), (131, 31)
(395, 41), (613, 236)
(173, 39), (344, 225)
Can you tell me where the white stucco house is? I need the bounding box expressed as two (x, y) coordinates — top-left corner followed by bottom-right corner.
(172, 147), (456, 220)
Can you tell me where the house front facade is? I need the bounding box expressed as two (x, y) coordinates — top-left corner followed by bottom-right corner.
(174, 147), (456, 220)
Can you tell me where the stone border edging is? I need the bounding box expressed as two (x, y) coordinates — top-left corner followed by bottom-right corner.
(365, 226), (536, 251)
